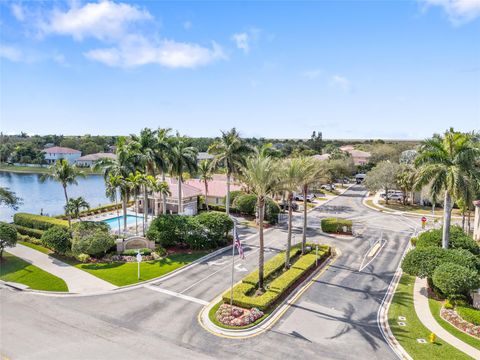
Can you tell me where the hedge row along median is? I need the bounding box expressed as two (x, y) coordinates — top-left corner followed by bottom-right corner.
(14, 224), (45, 239)
(13, 213), (69, 230)
(321, 217), (353, 234)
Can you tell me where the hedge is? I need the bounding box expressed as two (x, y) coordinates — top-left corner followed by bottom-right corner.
(14, 213), (69, 230)
(122, 248), (152, 256)
(321, 218), (353, 234)
(14, 224), (44, 239)
(416, 226), (479, 255)
(56, 201), (134, 219)
(432, 263), (479, 298)
(456, 306), (480, 326)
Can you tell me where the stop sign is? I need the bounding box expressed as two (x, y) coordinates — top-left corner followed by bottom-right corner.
(421, 216), (427, 223)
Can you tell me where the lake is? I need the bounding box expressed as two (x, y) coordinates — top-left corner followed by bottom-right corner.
(0, 171), (111, 222)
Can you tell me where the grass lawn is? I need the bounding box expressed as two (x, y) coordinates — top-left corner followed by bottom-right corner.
(71, 252), (209, 286)
(429, 298), (480, 349)
(0, 252), (68, 292)
(388, 274), (471, 360)
(379, 200), (461, 216)
(18, 241), (52, 255)
(365, 199), (384, 211)
(0, 163), (101, 175)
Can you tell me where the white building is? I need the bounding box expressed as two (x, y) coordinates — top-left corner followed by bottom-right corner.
(42, 146), (81, 164)
(76, 153), (116, 167)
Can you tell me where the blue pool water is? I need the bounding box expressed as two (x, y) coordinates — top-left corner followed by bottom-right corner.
(101, 215), (143, 228)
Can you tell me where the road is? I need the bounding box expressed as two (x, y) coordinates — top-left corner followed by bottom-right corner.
(0, 185), (417, 360)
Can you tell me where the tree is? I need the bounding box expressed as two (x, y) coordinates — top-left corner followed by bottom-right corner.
(169, 135), (198, 214)
(325, 158), (355, 187)
(209, 128), (252, 214)
(125, 171), (142, 235)
(71, 222), (115, 257)
(240, 152), (279, 291)
(397, 165), (416, 205)
(105, 174), (124, 236)
(41, 226), (71, 254)
(0, 187), (22, 210)
(432, 263), (479, 298)
(198, 160), (213, 211)
(41, 159), (84, 227)
(0, 222), (17, 259)
(65, 197), (90, 221)
(415, 129), (480, 249)
(364, 161), (401, 204)
(149, 178), (171, 217)
(155, 128), (173, 215)
(309, 131), (323, 153)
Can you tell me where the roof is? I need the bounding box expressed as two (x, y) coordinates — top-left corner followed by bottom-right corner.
(185, 178), (242, 198)
(348, 149), (371, 158)
(42, 146), (81, 154)
(76, 153), (117, 161)
(312, 154), (330, 161)
(156, 177), (202, 199)
(197, 152), (214, 161)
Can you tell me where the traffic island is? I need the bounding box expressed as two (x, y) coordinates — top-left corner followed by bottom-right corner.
(199, 244), (336, 338)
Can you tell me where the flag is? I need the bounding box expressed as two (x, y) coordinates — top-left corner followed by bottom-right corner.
(233, 225), (245, 260)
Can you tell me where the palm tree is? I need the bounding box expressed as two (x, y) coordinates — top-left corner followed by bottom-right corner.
(125, 171), (142, 235)
(397, 165), (417, 205)
(150, 178), (171, 214)
(169, 136), (198, 214)
(153, 128), (173, 215)
(105, 174), (123, 236)
(136, 173), (156, 235)
(415, 129), (480, 248)
(65, 197), (90, 221)
(241, 152), (279, 291)
(278, 157), (303, 268)
(198, 160), (213, 211)
(0, 187), (21, 210)
(209, 128), (252, 214)
(41, 159), (84, 227)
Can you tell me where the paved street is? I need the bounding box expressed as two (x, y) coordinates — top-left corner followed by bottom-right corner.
(0, 185), (416, 360)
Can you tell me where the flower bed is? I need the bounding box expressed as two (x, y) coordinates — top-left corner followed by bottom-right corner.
(440, 307), (480, 338)
(215, 304), (264, 327)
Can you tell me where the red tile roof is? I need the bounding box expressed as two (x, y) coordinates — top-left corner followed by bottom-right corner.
(42, 146), (81, 154)
(185, 178), (242, 198)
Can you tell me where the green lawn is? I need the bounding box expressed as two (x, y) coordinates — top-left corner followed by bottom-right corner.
(388, 274), (472, 360)
(72, 252), (208, 286)
(379, 200), (461, 216)
(0, 252), (68, 292)
(0, 164), (101, 175)
(429, 298), (480, 349)
(18, 241), (52, 255)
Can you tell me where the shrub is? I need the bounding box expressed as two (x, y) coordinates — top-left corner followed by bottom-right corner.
(71, 221), (114, 257)
(13, 213), (68, 230)
(17, 233), (42, 244)
(265, 199), (280, 224)
(75, 253), (91, 263)
(432, 263), (480, 298)
(444, 299), (454, 309)
(321, 218), (353, 233)
(417, 226), (479, 255)
(410, 237), (417, 247)
(155, 245), (167, 257)
(456, 306), (480, 326)
(184, 217), (210, 250)
(41, 226), (71, 254)
(401, 247), (448, 278)
(196, 212), (234, 244)
(225, 190), (245, 206)
(0, 222), (17, 258)
(14, 225), (44, 239)
(122, 248), (152, 256)
(146, 215), (189, 247)
(234, 194), (257, 215)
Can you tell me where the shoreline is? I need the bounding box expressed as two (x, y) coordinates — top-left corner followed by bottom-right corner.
(0, 166), (101, 176)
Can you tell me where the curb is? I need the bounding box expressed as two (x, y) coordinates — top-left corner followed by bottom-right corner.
(198, 249), (339, 339)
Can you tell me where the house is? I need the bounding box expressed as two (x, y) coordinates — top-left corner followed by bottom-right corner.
(137, 177), (202, 216)
(75, 153), (117, 167)
(42, 146), (81, 164)
(340, 146), (371, 165)
(197, 152), (214, 163)
(185, 178), (242, 206)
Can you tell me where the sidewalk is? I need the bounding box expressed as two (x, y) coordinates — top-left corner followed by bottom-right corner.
(8, 244), (117, 294)
(413, 277), (480, 359)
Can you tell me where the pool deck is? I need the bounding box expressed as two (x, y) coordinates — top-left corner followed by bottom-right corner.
(79, 209), (154, 237)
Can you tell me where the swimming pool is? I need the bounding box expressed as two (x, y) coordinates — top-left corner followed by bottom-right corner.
(101, 215), (144, 228)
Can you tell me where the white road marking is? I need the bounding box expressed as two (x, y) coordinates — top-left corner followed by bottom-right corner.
(207, 260), (228, 266)
(145, 285), (209, 305)
(234, 263), (248, 272)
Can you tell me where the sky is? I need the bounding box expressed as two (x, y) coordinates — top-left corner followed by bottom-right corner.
(0, 0), (479, 139)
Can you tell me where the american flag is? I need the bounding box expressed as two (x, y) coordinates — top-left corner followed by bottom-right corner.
(233, 225), (245, 260)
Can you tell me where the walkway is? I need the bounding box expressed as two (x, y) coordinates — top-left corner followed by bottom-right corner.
(413, 277), (480, 359)
(8, 244), (117, 293)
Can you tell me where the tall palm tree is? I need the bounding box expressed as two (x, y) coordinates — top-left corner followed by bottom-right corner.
(125, 171), (142, 235)
(155, 128), (173, 214)
(198, 160), (213, 211)
(41, 159), (84, 227)
(95, 137), (135, 231)
(169, 136), (198, 214)
(209, 128), (252, 214)
(136, 173), (157, 235)
(241, 152), (279, 291)
(65, 197), (90, 222)
(105, 174), (124, 236)
(278, 158), (303, 268)
(397, 165), (417, 205)
(150, 178), (171, 215)
(415, 129), (480, 248)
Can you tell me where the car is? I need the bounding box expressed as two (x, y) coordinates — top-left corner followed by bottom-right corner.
(294, 194), (315, 202)
(279, 201), (299, 211)
(320, 184), (336, 191)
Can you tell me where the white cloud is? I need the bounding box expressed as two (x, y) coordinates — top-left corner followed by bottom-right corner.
(0, 45), (23, 62)
(301, 69), (322, 79)
(231, 32), (250, 53)
(11, 4), (25, 21)
(84, 35), (226, 68)
(183, 21), (192, 30)
(330, 75), (352, 92)
(420, 0), (480, 24)
(40, 0), (152, 41)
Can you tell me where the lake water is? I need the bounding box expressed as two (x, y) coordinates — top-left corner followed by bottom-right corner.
(0, 171), (111, 222)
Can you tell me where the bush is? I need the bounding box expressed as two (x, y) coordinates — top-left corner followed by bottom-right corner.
(410, 237), (417, 247)
(122, 248), (152, 256)
(14, 225), (44, 239)
(417, 226), (479, 255)
(444, 299), (454, 309)
(75, 253), (91, 263)
(13, 213), (68, 230)
(225, 190), (245, 206)
(17, 233), (42, 244)
(321, 218), (353, 234)
(196, 212), (234, 244)
(456, 306), (480, 326)
(146, 215), (189, 247)
(432, 263), (480, 297)
(41, 226), (71, 254)
(265, 199), (280, 224)
(0, 222), (17, 257)
(71, 221), (114, 257)
(234, 194), (257, 215)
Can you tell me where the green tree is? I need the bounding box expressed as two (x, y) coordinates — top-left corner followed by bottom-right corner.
(105, 174), (124, 236)
(209, 128), (252, 214)
(0, 222), (17, 259)
(155, 128), (173, 215)
(432, 263), (480, 298)
(41, 226), (71, 254)
(198, 160), (213, 211)
(397, 165), (416, 205)
(0, 187), (22, 210)
(364, 161), (401, 204)
(65, 197), (90, 221)
(125, 171), (142, 235)
(41, 159), (84, 227)
(415, 129), (480, 248)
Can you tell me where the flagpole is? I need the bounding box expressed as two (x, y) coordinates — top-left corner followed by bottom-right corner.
(230, 232), (235, 310)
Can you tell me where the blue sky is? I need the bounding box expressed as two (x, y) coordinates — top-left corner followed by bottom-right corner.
(1, 0), (479, 139)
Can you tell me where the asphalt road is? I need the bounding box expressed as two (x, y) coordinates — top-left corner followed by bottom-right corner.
(0, 185), (417, 360)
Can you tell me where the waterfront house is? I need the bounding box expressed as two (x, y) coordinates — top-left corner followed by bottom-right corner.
(185, 177), (242, 207)
(76, 153), (117, 167)
(42, 146), (81, 164)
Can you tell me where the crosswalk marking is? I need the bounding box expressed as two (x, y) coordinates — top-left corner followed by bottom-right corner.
(145, 285), (209, 305)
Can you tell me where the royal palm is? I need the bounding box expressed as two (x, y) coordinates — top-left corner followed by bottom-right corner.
(198, 160), (213, 211)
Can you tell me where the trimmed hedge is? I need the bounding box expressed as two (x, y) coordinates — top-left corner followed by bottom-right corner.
(41, 226), (71, 254)
(14, 213), (68, 230)
(416, 226), (479, 255)
(321, 218), (353, 234)
(14, 224), (44, 239)
(456, 306), (480, 326)
(432, 263), (479, 297)
(122, 248), (152, 256)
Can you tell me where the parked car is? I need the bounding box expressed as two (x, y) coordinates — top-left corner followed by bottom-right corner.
(279, 201), (299, 211)
(294, 194), (315, 202)
(320, 184), (336, 191)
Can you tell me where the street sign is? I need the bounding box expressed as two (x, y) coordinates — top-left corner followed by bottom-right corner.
(136, 251), (142, 280)
(421, 216), (427, 222)
(136, 253), (142, 263)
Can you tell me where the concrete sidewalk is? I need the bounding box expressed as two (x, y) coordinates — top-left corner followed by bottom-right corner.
(413, 277), (480, 359)
(8, 244), (117, 294)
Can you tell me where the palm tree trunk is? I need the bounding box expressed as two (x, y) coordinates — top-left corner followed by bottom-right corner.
(285, 193), (293, 269)
(258, 197), (265, 291)
(143, 184), (148, 232)
(162, 172), (167, 215)
(226, 173), (231, 215)
(204, 181), (209, 211)
(178, 177), (183, 214)
(302, 185), (308, 254)
(442, 191), (452, 249)
(467, 209), (471, 234)
(462, 210), (466, 232)
(134, 190), (138, 236)
(63, 185), (71, 228)
(122, 191), (127, 232)
(115, 192), (121, 236)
